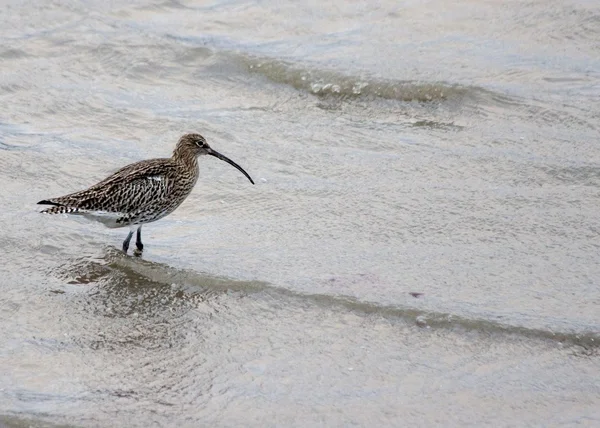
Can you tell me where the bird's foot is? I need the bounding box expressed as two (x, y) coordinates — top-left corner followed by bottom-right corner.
(133, 242), (143, 257)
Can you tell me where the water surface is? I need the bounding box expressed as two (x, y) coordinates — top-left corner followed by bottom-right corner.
(0, 0), (599, 426)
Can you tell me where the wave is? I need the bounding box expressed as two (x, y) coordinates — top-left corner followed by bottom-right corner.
(240, 56), (471, 102)
(57, 248), (600, 349)
(121, 33), (507, 107)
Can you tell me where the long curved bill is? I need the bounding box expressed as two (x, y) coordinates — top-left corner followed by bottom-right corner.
(208, 149), (255, 184)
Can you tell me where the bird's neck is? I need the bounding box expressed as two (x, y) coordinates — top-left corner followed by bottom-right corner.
(172, 148), (198, 170)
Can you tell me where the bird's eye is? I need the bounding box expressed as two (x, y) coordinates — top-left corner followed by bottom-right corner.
(196, 140), (205, 147)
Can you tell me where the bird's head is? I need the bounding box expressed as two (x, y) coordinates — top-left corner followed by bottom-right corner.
(177, 133), (211, 156)
(174, 133), (254, 184)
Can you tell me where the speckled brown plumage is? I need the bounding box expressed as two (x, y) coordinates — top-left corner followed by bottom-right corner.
(38, 133), (254, 254)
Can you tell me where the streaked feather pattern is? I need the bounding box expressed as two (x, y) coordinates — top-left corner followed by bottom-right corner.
(39, 158), (197, 227)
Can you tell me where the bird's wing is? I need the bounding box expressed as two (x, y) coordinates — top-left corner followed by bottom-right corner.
(41, 158), (178, 214)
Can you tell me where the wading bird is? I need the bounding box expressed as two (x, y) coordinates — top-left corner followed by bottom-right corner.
(38, 133), (254, 255)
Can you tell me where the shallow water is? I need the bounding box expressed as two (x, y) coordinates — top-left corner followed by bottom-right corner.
(1, 0), (599, 427)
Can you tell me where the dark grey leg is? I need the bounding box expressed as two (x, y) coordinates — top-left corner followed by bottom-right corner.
(122, 230), (134, 253)
(135, 226), (143, 252)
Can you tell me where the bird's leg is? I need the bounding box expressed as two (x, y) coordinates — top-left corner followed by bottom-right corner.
(122, 230), (134, 254)
(134, 225), (144, 256)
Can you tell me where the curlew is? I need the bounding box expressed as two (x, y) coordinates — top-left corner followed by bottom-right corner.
(38, 133), (254, 255)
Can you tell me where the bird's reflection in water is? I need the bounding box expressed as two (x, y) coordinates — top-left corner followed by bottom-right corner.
(52, 247), (267, 353)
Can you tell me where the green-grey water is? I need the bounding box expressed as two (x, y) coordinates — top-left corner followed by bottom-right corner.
(1, 0), (599, 427)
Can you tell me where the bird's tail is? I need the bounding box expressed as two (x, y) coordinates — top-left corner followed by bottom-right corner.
(37, 199), (82, 214)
